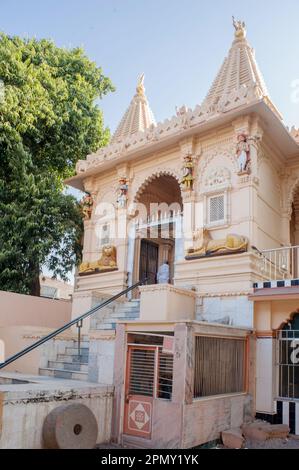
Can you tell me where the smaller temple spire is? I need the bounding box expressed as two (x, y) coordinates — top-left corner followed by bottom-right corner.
(111, 74), (156, 144)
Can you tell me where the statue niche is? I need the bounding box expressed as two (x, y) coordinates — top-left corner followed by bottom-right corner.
(79, 245), (118, 275)
(186, 228), (248, 259)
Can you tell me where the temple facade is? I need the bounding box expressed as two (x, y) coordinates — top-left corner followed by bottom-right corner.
(65, 19), (299, 444)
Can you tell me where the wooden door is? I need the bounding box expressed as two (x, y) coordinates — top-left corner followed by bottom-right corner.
(124, 346), (156, 439)
(139, 240), (158, 285)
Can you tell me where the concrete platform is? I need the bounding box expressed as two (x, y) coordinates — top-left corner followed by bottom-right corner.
(0, 372), (114, 449)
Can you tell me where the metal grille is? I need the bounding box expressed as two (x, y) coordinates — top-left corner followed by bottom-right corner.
(158, 352), (173, 400)
(129, 349), (155, 396)
(194, 336), (246, 398)
(209, 195), (225, 223)
(277, 330), (299, 399)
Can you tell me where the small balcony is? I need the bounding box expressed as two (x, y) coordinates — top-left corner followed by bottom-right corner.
(253, 245), (299, 284)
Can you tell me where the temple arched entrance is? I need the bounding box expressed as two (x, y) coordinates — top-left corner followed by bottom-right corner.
(127, 174), (183, 291)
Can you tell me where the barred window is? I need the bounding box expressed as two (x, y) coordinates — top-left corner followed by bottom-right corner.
(128, 345), (173, 401)
(194, 336), (246, 398)
(208, 194), (225, 224)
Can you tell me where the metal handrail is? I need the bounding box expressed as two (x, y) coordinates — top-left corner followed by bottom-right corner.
(0, 280), (145, 370)
(261, 245), (298, 254)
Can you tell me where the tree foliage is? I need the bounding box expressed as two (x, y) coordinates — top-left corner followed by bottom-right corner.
(0, 33), (114, 295)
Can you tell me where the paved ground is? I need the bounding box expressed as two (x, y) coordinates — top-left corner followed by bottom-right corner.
(98, 438), (299, 450)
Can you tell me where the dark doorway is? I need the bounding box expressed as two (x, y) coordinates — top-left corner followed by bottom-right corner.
(139, 240), (159, 285)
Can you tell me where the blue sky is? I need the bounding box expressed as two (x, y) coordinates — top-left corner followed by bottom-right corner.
(2, 0), (299, 132)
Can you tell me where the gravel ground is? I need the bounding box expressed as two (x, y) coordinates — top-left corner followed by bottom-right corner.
(244, 437), (299, 449)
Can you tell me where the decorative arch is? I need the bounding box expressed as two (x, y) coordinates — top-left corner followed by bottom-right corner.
(132, 168), (181, 203)
(276, 309), (299, 331)
(198, 146), (238, 187)
(286, 177), (299, 217)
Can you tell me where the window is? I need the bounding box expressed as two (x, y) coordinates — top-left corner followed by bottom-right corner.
(208, 194), (225, 224)
(193, 336), (246, 398)
(128, 344), (173, 401)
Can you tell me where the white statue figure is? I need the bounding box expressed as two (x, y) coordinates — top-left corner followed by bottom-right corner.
(236, 134), (250, 174)
(117, 177), (128, 208)
(157, 261), (170, 284)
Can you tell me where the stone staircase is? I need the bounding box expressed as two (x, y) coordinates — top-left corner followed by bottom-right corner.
(92, 299), (140, 330)
(39, 336), (90, 381)
(39, 299), (140, 382)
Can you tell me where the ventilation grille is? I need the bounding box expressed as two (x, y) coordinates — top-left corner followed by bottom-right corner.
(209, 195), (225, 223)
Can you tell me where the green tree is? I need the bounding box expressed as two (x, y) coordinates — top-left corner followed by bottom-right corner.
(0, 33), (114, 295)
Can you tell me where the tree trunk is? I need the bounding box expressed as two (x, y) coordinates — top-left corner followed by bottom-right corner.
(29, 261), (41, 296)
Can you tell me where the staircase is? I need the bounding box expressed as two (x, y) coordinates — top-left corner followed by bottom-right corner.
(39, 299), (140, 382)
(92, 299), (140, 330)
(39, 336), (90, 381)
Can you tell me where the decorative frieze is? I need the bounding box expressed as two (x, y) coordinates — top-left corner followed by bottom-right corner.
(75, 82), (266, 175)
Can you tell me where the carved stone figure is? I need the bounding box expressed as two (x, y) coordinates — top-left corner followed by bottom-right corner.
(204, 167), (231, 189)
(80, 193), (94, 220)
(236, 134), (250, 174)
(117, 177), (128, 208)
(181, 154), (194, 190)
(79, 245), (117, 275)
(176, 105), (190, 129)
(186, 228), (248, 258)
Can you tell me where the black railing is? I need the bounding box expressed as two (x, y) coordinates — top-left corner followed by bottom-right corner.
(0, 280), (145, 370)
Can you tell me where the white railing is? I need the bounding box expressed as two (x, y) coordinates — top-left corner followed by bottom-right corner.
(256, 245), (299, 281)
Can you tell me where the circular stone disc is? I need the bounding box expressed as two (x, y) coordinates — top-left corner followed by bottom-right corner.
(42, 403), (98, 449)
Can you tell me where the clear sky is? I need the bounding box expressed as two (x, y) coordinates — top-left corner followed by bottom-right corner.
(2, 0), (299, 133)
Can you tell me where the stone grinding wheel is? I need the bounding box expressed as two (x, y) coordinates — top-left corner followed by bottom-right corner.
(42, 403), (98, 449)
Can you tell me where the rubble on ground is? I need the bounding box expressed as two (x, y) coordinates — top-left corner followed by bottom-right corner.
(221, 420), (292, 449)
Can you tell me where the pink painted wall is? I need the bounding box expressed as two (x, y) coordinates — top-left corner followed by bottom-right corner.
(0, 290), (71, 328)
(0, 291), (72, 375)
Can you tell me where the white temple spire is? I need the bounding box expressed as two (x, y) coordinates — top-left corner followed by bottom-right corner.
(111, 74), (156, 144)
(202, 18), (276, 113)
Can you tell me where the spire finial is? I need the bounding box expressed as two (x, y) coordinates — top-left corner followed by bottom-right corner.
(136, 73), (145, 96)
(232, 16), (246, 39)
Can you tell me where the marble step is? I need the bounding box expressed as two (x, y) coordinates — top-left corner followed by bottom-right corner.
(94, 315), (139, 330)
(109, 312), (139, 319)
(57, 353), (89, 363)
(68, 340), (90, 349)
(39, 367), (88, 381)
(48, 360), (88, 372)
(95, 322), (116, 330)
(65, 347), (89, 355)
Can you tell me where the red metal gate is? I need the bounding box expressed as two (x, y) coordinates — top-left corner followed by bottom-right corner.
(124, 345), (157, 439)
